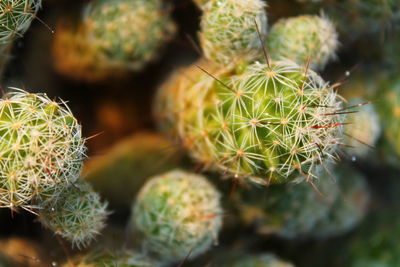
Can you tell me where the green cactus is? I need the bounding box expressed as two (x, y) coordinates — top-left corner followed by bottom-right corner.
(311, 165), (369, 238)
(343, 98), (381, 159)
(0, 0), (42, 75)
(155, 59), (345, 185)
(84, 132), (183, 210)
(0, 89), (86, 210)
(235, 167), (338, 238)
(52, 0), (175, 82)
(131, 169), (222, 263)
(62, 250), (155, 267)
(219, 253), (294, 267)
(199, 0), (268, 65)
(38, 181), (108, 248)
(267, 15), (339, 70)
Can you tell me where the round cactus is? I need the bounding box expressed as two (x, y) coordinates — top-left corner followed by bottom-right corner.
(312, 165), (369, 238)
(267, 15), (339, 70)
(155, 59), (345, 185)
(0, 89), (86, 210)
(131, 169), (222, 263)
(199, 0), (268, 65)
(62, 250), (155, 267)
(52, 0), (175, 81)
(39, 181), (108, 248)
(235, 167), (338, 238)
(343, 98), (381, 159)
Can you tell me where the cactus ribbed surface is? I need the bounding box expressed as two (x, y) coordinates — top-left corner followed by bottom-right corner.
(0, 90), (86, 210)
(267, 15), (338, 70)
(132, 169), (222, 263)
(156, 60), (345, 185)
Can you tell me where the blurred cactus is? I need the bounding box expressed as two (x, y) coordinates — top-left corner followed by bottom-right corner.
(199, 0), (267, 65)
(131, 169), (222, 263)
(84, 132), (183, 210)
(52, 0), (175, 82)
(155, 59), (345, 185)
(39, 181), (108, 248)
(0, 89), (86, 210)
(343, 98), (381, 159)
(267, 15), (338, 70)
(62, 250), (155, 267)
(219, 253), (294, 267)
(0, 0), (41, 76)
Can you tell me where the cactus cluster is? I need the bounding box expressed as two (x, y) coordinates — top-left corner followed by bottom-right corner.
(38, 182), (108, 248)
(199, 0), (268, 65)
(52, 0), (176, 81)
(156, 59), (345, 185)
(131, 169), (222, 263)
(267, 15), (338, 70)
(0, 89), (86, 210)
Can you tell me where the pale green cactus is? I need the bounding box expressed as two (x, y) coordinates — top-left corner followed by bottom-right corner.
(132, 169), (223, 263)
(267, 15), (338, 70)
(0, 0), (42, 75)
(0, 89), (86, 210)
(155, 59), (345, 185)
(199, 0), (267, 65)
(39, 181), (108, 249)
(343, 98), (381, 159)
(312, 165), (369, 238)
(52, 0), (175, 81)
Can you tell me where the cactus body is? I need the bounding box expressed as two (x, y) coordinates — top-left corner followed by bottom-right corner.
(0, 90), (86, 209)
(132, 169), (222, 263)
(156, 60), (345, 184)
(267, 15), (338, 70)
(39, 182), (108, 248)
(52, 0), (175, 81)
(199, 0), (267, 65)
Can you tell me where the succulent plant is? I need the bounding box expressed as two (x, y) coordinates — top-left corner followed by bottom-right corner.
(267, 15), (339, 70)
(0, 89), (86, 210)
(131, 169), (222, 263)
(38, 181), (108, 249)
(0, 0), (42, 75)
(155, 59), (345, 185)
(52, 0), (175, 82)
(84, 132), (183, 210)
(199, 0), (268, 65)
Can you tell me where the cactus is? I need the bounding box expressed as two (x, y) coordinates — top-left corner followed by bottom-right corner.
(84, 132), (183, 210)
(234, 167), (338, 238)
(311, 165), (369, 238)
(52, 0), (175, 82)
(131, 169), (222, 263)
(199, 0), (268, 65)
(38, 181), (108, 248)
(155, 59), (345, 185)
(343, 98), (381, 159)
(62, 250), (155, 267)
(0, 89), (86, 210)
(0, 0), (42, 75)
(219, 253), (294, 267)
(267, 15), (339, 70)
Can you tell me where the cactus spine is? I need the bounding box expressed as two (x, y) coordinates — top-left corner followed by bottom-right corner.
(132, 169), (222, 263)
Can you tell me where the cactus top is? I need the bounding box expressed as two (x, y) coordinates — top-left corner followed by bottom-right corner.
(132, 169), (222, 262)
(156, 60), (345, 184)
(0, 90), (86, 209)
(267, 15), (338, 70)
(200, 0), (267, 65)
(0, 0), (41, 44)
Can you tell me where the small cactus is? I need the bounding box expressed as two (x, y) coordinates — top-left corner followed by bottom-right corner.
(0, 89), (86, 210)
(199, 0), (268, 65)
(131, 169), (223, 263)
(267, 15), (339, 70)
(155, 60), (345, 185)
(52, 0), (176, 81)
(39, 181), (108, 248)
